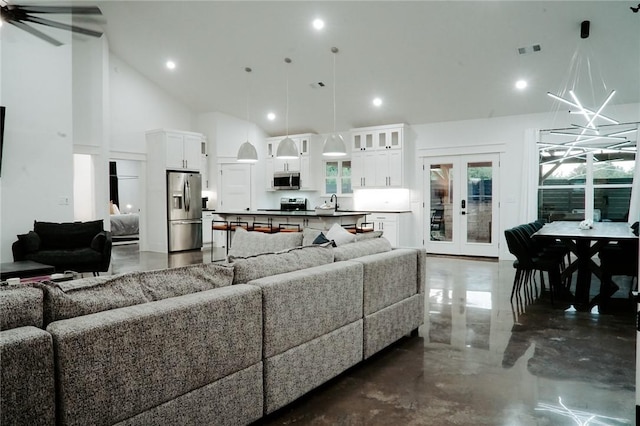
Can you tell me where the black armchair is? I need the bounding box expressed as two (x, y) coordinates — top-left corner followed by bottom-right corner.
(12, 220), (112, 275)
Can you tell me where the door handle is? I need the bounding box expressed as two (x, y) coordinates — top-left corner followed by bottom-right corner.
(461, 200), (466, 209)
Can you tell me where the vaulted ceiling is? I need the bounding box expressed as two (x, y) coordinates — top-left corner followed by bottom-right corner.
(10, 1), (640, 136)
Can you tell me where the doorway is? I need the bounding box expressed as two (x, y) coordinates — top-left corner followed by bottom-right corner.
(424, 154), (499, 257)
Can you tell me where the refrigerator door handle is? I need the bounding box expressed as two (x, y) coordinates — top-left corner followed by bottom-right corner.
(185, 180), (191, 212)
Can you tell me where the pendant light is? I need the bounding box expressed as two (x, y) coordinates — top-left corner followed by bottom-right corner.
(276, 57), (299, 159)
(237, 66), (258, 163)
(323, 47), (347, 157)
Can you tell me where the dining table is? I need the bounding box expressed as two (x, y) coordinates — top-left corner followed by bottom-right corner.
(532, 221), (638, 311)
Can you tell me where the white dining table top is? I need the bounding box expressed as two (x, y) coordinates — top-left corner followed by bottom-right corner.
(533, 221), (638, 241)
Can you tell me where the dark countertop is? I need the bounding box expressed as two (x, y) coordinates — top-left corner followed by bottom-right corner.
(216, 210), (370, 218)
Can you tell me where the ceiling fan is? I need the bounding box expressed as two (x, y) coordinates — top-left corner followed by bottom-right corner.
(0, 2), (102, 46)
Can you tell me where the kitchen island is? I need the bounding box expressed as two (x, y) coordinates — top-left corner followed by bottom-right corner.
(214, 210), (370, 232)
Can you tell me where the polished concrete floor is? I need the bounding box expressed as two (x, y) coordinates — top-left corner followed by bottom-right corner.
(111, 244), (637, 425)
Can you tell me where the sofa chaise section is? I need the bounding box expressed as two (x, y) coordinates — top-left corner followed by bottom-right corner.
(0, 286), (56, 426)
(47, 284), (263, 426)
(350, 248), (426, 358)
(248, 261), (364, 414)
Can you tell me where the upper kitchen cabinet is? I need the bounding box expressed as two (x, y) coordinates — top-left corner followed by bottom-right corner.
(265, 133), (318, 191)
(147, 129), (204, 171)
(351, 124), (406, 188)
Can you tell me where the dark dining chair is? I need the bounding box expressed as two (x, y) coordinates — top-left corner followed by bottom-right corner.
(597, 240), (639, 311)
(504, 225), (568, 311)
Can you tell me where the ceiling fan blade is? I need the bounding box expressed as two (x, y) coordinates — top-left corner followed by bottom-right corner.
(24, 15), (103, 38)
(7, 20), (62, 46)
(17, 5), (102, 15)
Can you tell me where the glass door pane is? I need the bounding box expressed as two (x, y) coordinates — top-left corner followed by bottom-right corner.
(465, 161), (493, 244)
(430, 164), (453, 242)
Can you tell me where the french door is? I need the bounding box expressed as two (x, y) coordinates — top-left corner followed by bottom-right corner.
(424, 154), (499, 257)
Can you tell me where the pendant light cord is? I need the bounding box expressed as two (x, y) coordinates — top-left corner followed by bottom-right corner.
(333, 49), (337, 133)
(245, 67), (251, 141)
(285, 57), (291, 137)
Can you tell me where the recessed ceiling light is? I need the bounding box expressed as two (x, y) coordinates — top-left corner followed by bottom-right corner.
(515, 80), (528, 90)
(267, 112), (276, 121)
(312, 18), (325, 30)
(166, 60), (176, 70)
(372, 97), (383, 107)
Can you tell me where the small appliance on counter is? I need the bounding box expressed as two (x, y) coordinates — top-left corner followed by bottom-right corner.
(280, 197), (307, 211)
(202, 197), (208, 209)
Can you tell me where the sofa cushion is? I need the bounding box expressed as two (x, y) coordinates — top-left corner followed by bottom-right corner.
(0, 286), (44, 330)
(47, 284), (263, 426)
(136, 263), (234, 301)
(333, 238), (392, 262)
(228, 227), (303, 258)
(34, 273), (147, 325)
(17, 231), (41, 254)
(34, 219), (103, 250)
(35, 263), (235, 325)
(26, 248), (103, 268)
(325, 223), (355, 246)
(229, 244), (334, 284)
(354, 230), (383, 242)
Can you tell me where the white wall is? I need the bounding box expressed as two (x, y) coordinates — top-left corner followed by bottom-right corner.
(109, 54), (193, 155)
(194, 111), (270, 210)
(0, 28), (74, 262)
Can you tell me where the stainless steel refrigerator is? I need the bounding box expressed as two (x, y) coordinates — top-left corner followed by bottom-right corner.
(167, 171), (202, 252)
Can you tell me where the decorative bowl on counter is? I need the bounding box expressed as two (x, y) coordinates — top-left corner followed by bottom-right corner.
(314, 206), (335, 216)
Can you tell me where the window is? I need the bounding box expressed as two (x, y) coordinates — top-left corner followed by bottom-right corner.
(537, 124), (637, 222)
(324, 160), (352, 195)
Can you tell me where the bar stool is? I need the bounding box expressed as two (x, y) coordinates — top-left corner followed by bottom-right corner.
(278, 223), (301, 232)
(341, 224), (357, 234)
(252, 220), (277, 233)
(211, 220), (230, 261)
(356, 222), (374, 233)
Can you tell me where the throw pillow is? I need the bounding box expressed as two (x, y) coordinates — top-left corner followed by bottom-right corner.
(17, 231), (41, 254)
(325, 223), (356, 246)
(333, 238), (393, 262)
(302, 227), (324, 246)
(228, 227), (303, 258)
(312, 232), (331, 245)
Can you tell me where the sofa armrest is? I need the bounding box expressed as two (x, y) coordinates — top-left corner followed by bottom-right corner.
(395, 247), (426, 294)
(90, 231), (112, 272)
(11, 239), (26, 261)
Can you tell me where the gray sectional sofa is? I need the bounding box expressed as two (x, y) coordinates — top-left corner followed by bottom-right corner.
(1, 231), (425, 425)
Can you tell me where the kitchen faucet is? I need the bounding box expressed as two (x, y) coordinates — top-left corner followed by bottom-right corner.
(330, 194), (339, 211)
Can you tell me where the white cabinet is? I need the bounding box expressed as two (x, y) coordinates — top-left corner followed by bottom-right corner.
(366, 212), (410, 247)
(202, 210), (215, 244)
(352, 150), (377, 188)
(266, 133), (318, 191)
(164, 132), (203, 170)
(351, 124), (406, 188)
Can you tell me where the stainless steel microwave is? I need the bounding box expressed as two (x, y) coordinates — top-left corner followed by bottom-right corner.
(273, 171), (300, 190)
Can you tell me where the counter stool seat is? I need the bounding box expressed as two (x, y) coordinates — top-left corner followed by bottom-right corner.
(252, 221), (277, 233)
(278, 224), (301, 232)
